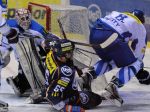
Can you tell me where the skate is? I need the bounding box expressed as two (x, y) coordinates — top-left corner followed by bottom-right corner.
(101, 82), (124, 107)
(6, 77), (22, 96)
(26, 94), (47, 104)
(0, 100), (8, 112)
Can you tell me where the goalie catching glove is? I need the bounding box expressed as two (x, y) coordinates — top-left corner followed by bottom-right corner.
(135, 68), (150, 85)
(6, 28), (18, 44)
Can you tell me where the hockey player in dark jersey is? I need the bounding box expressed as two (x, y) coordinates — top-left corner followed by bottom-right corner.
(38, 37), (102, 111)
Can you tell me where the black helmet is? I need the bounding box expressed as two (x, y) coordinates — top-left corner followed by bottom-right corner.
(132, 9), (145, 23)
(52, 39), (75, 59)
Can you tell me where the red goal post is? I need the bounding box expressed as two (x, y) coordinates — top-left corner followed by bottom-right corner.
(28, 2), (51, 31)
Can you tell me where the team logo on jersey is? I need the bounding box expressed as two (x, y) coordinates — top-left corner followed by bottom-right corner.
(88, 4), (102, 27)
(80, 92), (89, 104)
(61, 66), (72, 76)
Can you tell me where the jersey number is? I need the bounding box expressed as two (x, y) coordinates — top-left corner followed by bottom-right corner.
(54, 85), (65, 92)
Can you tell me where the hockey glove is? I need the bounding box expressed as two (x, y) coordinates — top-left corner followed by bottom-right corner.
(136, 68), (150, 85)
(78, 67), (97, 91)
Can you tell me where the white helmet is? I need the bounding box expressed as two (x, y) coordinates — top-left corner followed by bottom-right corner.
(15, 8), (31, 30)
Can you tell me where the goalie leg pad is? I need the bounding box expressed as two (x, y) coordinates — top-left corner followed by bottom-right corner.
(6, 71), (31, 96)
(0, 100), (8, 112)
(136, 69), (150, 85)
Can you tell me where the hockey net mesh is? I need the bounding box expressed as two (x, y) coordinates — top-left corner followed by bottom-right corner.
(28, 3), (90, 43)
(28, 3), (107, 92)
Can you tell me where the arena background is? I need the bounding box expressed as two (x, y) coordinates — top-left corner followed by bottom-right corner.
(7, 0), (61, 19)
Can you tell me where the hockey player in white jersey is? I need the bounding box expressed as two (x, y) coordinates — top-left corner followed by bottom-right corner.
(0, 0), (18, 111)
(78, 9), (149, 106)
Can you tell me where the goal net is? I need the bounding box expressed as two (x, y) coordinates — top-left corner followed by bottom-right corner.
(28, 2), (107, 92)
(28, 2), (89, 43)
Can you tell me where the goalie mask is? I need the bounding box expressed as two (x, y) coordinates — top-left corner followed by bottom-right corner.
(52, 39), (75, 63)
(15, 8), (31, 30)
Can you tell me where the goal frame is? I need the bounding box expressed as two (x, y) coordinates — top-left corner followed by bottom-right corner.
(28, 2), (51, 31)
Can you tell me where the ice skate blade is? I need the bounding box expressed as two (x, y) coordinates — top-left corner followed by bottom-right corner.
(0, 107), (8, 112)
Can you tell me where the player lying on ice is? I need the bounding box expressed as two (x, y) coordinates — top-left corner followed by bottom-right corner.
(78, 9), (150, 107)
(27, 36), (103, 111)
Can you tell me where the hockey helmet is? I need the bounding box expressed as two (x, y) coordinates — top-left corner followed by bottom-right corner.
(52, 39), (75, 62)
(15, 8), (31, 30)
(132, 9), (145, 23)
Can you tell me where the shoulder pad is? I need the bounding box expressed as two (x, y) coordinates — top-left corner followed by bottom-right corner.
(30, 20), (47, 36)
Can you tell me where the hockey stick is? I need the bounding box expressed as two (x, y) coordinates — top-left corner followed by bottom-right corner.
(56, 19), (94, 68)
(57, 18), (96, 47)
(57, 18), (95, 47)
(57, 18), (118, 48)
(75, 47), (97, 55)
(57, 18), (67, 39)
